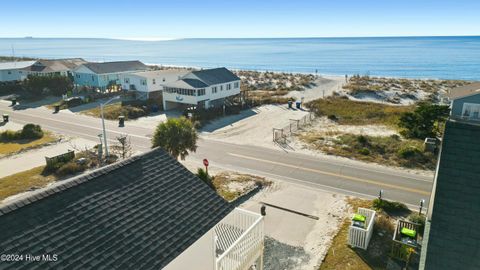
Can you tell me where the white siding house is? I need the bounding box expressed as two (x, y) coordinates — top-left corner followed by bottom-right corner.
(162, 67), (241, 110)
(0, 61), (36, 82)
(119, 69), (189, 100)
(0, 59), (87, 82)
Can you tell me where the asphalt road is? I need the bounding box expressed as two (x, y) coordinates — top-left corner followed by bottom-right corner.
(0, 101), (434, 207)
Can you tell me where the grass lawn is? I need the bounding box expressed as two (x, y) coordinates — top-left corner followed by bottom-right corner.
(306, 97), (413, 127)
(0, 132), (58, 156)
(0, 166), (57, 201)
(320, 220), (372, 270)
(299, 133), (436, 170)
(81, 103), (148, 120)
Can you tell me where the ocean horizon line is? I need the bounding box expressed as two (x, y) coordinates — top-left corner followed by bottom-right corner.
(0, 35), (479, 41)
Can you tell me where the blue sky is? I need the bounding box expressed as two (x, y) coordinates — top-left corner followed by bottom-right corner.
(1, 0), (479, 39)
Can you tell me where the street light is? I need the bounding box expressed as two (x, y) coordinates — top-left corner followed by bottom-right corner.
(100, 96), (120, 158)
(419, 199), (425, 215)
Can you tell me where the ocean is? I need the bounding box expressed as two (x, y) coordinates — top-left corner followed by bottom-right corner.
(0, 36), (479, 80)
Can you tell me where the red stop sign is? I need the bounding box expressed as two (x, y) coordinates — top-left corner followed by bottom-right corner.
(203, 158), (209, 167)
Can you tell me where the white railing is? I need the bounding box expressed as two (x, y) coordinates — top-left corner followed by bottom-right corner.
(215, 208), (264, 270)
(348, 207), (376, 250)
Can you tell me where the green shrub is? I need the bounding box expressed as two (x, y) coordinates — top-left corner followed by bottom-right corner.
(390, 134), (401, 141)
(196, 168), (214, 189)
(0, 130), (20, 141)
(358, 148), (370, 155)
(397, 145), (421, 159)
(408, 213), (426, 235)
(373, 198), (409, 213)
(357, 135), (369, 146)
(398, 102), (450, 139)
(55, 162), (86, 177)
(0, 124), (44, 141)
(327, 114), (338, 121)
(20, 124), (44, 139)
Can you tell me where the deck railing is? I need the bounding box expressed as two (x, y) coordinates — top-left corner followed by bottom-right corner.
(348, 207), (376, 250)
(391, 219), (420, 261)
(215, 208), (264, 270)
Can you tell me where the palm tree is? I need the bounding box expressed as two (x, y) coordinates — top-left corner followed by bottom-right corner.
(152, 117), (198, 160)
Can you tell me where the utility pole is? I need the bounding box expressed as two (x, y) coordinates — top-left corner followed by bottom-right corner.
(99, 96), (120, 158)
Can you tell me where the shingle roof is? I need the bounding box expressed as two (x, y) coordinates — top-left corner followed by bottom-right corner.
(421, 119), (480, 270)
(162, 78), (209, 89)
(0, 61), (37, 70)
(0, 148), (233, 270)
(191, 67), (240, 86)
(26, 58), (87, 73)
(130, 69), (189, 81)
(82, 60), (148, 74)
(447, 82), (480, 99)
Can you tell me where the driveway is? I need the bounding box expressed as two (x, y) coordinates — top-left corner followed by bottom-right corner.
(241, 181), (348, 270)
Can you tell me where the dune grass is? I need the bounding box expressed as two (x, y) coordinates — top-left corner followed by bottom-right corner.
(81, 103), (148, 120)
(0, 131), (57, 156)
(306, 97), (413, 127)
(343, 75), (469, 95)
(211, 172), (271, 202)
(299, 133), (436, 170)
(0, 166), (57, 201)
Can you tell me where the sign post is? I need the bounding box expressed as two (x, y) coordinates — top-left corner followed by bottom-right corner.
(203, 158), (209, 176)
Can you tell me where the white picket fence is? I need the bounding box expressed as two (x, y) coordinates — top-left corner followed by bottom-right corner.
(348, 208), (376, 250)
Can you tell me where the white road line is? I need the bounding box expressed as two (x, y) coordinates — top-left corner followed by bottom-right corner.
(200, 138), (433, 183)
(187, 157), (424, 209)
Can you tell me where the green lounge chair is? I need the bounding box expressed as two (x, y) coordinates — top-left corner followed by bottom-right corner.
(401, 227), (416, 238)
(353, 214), (366, 222)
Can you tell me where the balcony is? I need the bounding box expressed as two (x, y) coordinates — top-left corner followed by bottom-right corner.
(215, 208), (265, 270)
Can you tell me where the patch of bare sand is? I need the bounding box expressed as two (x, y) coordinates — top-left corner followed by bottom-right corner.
(200, 104), (309, 147)
(242, 181), (347, 270)
(284, 75), (345, 102)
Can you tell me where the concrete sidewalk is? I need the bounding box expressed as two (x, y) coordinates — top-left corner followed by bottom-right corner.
(241, 182), (348, 270)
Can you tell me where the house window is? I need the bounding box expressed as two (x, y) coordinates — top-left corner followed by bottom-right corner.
(220, 85), (223, 91)
(7, 71), (11, 75)
(124, 78), (130, 84)
(197, 89), (205, 96)
(226, 84), (232, 90)
(92, 75), (95, 81)
(462, 103), (480, 119)
(234, 82), (239, 88)
(141, 79), (147, 86)
(152, 79), (156, 84)
(212, 86), (217, 94)
(76, 74), (80, 79)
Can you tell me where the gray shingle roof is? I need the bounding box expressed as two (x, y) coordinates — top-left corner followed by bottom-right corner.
(27, 58), (87, 73)
(0, 148), (233, 270)
(82, 61), (148, 74)
(191, 67), (240, 86)
(421, 119), (480, 270)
